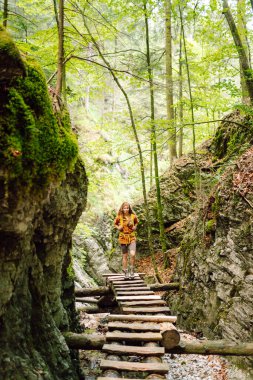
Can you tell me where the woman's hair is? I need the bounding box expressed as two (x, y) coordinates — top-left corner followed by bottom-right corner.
(118, 202), (134, 215)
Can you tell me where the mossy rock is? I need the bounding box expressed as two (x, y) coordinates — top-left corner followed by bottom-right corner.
(0, 27), (26, 83)
(0, 31), (78, 188)
(211, 110), (253, 160)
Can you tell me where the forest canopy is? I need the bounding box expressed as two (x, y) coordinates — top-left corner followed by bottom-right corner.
(1, 0), (253, 217)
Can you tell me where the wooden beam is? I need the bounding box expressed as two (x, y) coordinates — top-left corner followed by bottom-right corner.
(150, 282), (180, 291)
(108, 314), (177, 323)
(75, 297), (98, 303)
(65, 333), (253, 356)
(100, 360), (169, 373)
(64, 332), (105, 349)
(170, 339), (253, 356)
(75, 286), (111, 297)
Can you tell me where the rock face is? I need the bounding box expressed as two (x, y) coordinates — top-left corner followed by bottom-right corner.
(134, 141), (214, 254)
(169, 112), (253, 377)
(0, 29), (87, 379)
(72, 213), (122, 284)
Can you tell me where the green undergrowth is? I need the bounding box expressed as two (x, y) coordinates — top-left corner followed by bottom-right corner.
(0, 28), (78, 189)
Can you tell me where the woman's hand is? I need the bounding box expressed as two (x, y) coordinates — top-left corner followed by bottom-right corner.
(132, 225), (137, 231)
(116, 225), (123, 231)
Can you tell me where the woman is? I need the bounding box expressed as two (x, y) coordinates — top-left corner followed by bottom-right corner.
(114, 202), (138, 279)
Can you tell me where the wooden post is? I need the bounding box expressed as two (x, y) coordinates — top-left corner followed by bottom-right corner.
(160, 322), (180, 349)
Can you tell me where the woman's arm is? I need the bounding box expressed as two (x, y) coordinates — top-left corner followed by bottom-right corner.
(114, 216), (123, 231)
(132, 215), (138, 231)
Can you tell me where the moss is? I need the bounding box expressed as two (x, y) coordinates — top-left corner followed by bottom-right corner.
(205, 219), (216, 233)
(0, 33), (78, 188)
(212, 111), (253, 161)
(0, 27), (26, 80)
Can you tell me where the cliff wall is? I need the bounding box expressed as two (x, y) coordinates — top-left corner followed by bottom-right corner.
(0, 28), (87, 379)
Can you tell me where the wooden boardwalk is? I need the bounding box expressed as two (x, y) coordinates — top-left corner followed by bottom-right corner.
(97, 273), (179, 379)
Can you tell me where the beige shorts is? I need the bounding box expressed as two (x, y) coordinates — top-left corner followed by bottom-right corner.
(121, 241), (136, 254)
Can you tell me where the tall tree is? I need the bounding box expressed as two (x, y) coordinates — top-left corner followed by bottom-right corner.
(178, 24), (183, 157)
(55, 0), (64, 96)
(165, 0), (177, 165)
(143, 0), (168, 267)
(237, 0), (250, 103)
(179, 5), (197, 168)
(3, 0), (8, 28)
(222, 0), (253, 103)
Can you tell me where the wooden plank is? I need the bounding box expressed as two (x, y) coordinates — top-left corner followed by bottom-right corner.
(122, 306), (171, 314)
(98, 378), (140, 380)
(120, 300), (166, 306)
(108, 321), (161, 331)
(106, 331), (162, 342)
(100, 360), (169, 373)
(109, 314), (177, 323)
(116, 291), (154, 295)
(108, 276), (140, 281)
(102, 273), (145, 277)
(113, 286), (150, 291)
(111, 280), (145, 285)
(116, 295), (161, 301)
(102, 343), (164, 356)
(113, 283), (147, 288)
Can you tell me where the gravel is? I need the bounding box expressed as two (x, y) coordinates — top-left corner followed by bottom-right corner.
(164, 353), (228, 380)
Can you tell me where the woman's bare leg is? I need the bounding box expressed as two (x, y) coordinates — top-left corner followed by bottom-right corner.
(129, 250), (135, 266)
(122, 253), (128, 271)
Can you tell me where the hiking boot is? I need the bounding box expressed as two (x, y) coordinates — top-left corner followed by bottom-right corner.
(123, 269), (129, 280)
(129, 266), (135, 279)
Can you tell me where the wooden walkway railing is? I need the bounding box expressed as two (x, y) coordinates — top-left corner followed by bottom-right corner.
(97, 272), (179, 380)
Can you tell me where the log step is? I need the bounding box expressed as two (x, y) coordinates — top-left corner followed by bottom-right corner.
(109, 314), (177, 323)
(122, 306), (171, 314)
(113, 284), (147, 289)
(120, 300), (166, 306)
(103, 343), (165, 356)
(116, 291), (154, 295)
(102, 273), (145, 277)
(106, 331), (162, 342)
(108, 321), (161, 331)
(100, 359), (169, 373)
(116, 295), (161, 301)
(113, 286), (150, 291)
(108, 276), (140, 281)
(112, 280), (145, 285)
(98, 378), (141, 380)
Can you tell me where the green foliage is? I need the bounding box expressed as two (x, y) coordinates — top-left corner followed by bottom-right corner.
(0, 32), (78, 187)
(3, 0), (252, 219)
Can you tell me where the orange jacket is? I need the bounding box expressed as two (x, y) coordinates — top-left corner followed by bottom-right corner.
(114, 213), (138, 244)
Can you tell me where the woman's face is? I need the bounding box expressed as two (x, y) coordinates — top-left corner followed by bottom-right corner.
(122, 204), (130, 214)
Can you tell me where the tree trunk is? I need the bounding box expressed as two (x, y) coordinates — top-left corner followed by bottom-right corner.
(179, 5), (197, 170)
(222, 0), (253, 103)
(165, 0), (177, 165)
(143, 0), (168, 267)
(178, 24), (183, 157)
(3, 0), (8, 28)
(237, 0), (250, 103)
(55, 0), (64, 96)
